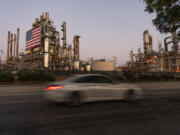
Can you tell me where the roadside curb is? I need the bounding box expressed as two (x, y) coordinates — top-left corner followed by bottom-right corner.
(0, 84), (46, 87)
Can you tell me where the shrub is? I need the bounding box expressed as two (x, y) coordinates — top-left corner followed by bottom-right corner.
(17, 70), (33, 81)
(122, 72), (135, 81)
(151, 73), (160, 81)
(160, 73), (174, 81)
(0, 71), (14, 82)
(17, 70), (55, 82)
(38, 71), (55, 81)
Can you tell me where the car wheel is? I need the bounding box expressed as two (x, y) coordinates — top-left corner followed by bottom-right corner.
(68, 92), (82, 106)
(126, 90), (135, 102)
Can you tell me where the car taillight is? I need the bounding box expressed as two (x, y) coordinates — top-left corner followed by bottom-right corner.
(45, 85), (63, 90)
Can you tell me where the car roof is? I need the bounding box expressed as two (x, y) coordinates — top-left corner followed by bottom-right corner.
(49, 74), (115, 85)
(71, 74), (107, 78)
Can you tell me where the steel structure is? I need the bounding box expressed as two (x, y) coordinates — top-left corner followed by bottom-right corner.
(127, 30), (180, 73)
(6, 28), (20, 62)
(22, 12), (80, 70)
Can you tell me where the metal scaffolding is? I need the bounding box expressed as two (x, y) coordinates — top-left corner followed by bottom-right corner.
(127, 30), (180, 73)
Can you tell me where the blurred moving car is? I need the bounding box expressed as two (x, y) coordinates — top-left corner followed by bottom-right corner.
(44, 74), (143, 105)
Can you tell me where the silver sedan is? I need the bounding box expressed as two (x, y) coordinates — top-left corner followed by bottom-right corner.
(44, 74), (143, 105)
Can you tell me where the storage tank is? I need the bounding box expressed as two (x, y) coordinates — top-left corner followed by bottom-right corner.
(80, 67), (84, 71)
(86, 65), (91, 72)
(74, 61), (80, 70)
(92, 60), (115, 71)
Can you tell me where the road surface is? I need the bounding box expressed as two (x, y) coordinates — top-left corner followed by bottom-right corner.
(0, 85), (180, 135)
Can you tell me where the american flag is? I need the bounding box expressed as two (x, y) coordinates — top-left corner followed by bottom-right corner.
(26, 26), (41, 50)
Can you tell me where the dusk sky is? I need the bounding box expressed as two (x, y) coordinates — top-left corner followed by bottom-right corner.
(0, 0), (168, 65)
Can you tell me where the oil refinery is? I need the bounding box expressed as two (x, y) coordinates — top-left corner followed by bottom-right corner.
(127, 30), (180, 73)
(2, 12), (117, 72)
(23, 12), (82, 70)
(2, 13), (180, 73)
(4, 12), (85, 71)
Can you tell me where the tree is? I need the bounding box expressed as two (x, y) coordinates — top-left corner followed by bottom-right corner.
(143, 0), (180, 46)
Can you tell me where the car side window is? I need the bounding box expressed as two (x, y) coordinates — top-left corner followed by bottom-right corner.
(75, 76), (95, 83)
(95, 76), (112, 83)
(75, 76), (112, 83)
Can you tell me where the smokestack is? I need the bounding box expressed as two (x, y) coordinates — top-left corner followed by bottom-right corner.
(45, 12), (49, 23)
(16, 28), (19, 60)
(73, 35), (80, 60)
(13, 34), (16, 59)
(40, 15), (44, 23)
(7, 31), (10, 60)
(35, 18), (39, 24)
(10, 33), (13, 59)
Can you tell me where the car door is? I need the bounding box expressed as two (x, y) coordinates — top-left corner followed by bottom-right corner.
(105, 83), (128, 100)
(76, 75), (117, 101)
(73, 76), (102, 101)
(93, 76), (129, 100)
(90, 76), (120, 100)
(74, 75), (124, 101)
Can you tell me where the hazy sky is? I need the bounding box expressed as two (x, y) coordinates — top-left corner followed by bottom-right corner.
(0, 0), (167, 65)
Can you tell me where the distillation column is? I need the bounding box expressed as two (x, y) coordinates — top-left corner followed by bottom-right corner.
(44, 33), (49, 68)
(45, 12), (49, 24)
(143, 30), (152, 55)
(149, 35), (153, 54)
(73, 35), (80, 61)
(61, 22), (67, 58)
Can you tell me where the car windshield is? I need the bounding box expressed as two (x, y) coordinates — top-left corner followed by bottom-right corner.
(72, 75), (118, 84)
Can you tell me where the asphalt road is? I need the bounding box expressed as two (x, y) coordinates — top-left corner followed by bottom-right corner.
(0, 85), (180, 135)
